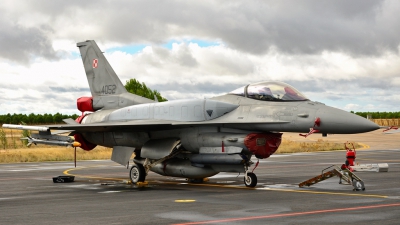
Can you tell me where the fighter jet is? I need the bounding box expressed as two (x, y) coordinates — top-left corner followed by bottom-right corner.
(2, 40), (380, 187)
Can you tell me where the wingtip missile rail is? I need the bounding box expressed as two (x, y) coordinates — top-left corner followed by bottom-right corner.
(2, 124), (49, 132)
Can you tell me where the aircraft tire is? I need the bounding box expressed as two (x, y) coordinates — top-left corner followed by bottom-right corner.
(352, 180), (365, 191)
(130, 163), (146, 184)
(244, 172), (257, 187)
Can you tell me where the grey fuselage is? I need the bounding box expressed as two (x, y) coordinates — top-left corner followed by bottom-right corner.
(80, 93), (379, 150)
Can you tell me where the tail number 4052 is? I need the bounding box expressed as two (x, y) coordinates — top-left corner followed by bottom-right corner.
(102, 85), (116, 94)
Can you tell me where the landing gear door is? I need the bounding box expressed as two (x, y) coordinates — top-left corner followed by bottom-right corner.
(111, 146), (135, 166)
(141, 138), (180, 160)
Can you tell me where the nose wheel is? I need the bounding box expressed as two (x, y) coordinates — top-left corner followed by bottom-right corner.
(129, 163), (146, 184)
(244, 172), (257, 187)
(243, 159), (259, 187)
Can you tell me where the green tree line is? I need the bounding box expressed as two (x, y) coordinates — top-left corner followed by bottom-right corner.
(351, 111), (400, 119)
(125, 78), (167, 102)
(0, 113), (79, 125)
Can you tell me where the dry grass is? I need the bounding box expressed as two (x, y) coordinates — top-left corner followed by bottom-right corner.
(277, 138), (360, 153)
(0, 128), (114, 163)
(0, 128), (76, 150)
(0, 146), (113, 163)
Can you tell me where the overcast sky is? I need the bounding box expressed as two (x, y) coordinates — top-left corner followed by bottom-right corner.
(1, 0), (400, 115)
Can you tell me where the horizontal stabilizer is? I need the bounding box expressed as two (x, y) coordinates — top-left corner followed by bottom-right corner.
(63, 118), (79, 124)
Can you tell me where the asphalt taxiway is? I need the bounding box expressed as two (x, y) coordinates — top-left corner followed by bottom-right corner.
(0, 131), (399, 225)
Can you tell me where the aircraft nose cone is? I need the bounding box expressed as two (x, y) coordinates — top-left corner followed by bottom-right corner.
(316, 106), (379, 134)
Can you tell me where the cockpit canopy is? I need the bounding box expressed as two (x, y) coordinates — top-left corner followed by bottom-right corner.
(229, 81), (308, 101)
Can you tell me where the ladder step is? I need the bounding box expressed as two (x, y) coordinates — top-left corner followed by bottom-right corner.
(299, 170), (336, 187)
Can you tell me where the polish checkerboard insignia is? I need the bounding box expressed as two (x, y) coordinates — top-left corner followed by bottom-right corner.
(92, 59), (98, 68)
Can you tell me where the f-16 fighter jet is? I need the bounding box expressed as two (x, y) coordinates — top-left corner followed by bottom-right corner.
(3, 40), (379, 187)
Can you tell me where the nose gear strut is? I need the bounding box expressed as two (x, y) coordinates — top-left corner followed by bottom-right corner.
(243, 159), (259, 187)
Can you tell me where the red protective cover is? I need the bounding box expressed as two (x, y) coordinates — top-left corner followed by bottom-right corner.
(75, 114), (86, 124)
(346, 150), (356, 158)
(73, 114), (96, 151)
(77, 97), (94, 113)
(74, 133), (96, 151)
(244, 133), (282, 159)
(346, 150), (356, 166)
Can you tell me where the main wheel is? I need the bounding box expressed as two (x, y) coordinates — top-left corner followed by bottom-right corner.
(244, 172), (257, 187)
(130, 163), (146, 184)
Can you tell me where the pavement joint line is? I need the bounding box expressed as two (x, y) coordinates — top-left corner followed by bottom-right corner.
(64, 165), (126, 182)
(256, 187), (388, 198)
(172, 202), (400, 225)
(63, 166), (389, 199)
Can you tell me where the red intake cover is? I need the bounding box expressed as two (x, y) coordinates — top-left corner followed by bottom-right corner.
(74, 133), (96, 151)
(75, 114), (86, 124)
(74, 102), (95, 151)
(244, 133), (282, 159)
(77, 97), (94, 113)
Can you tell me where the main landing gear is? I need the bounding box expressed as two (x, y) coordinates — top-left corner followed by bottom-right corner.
(129, 163), (146, 184)
(129, 157), (260, 188)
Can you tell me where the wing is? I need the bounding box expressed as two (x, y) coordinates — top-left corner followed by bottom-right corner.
(3, 119), (290, 133)
(47, 119), (290, 133)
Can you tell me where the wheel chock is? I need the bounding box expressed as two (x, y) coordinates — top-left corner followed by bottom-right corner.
(53, 175), (75, 183)
(136, 181), (148, 187)
(125, 180), (132, 184)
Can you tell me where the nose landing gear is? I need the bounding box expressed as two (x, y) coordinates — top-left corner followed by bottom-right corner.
(244, 159), (259, 187)
(244, 172), (257, 187)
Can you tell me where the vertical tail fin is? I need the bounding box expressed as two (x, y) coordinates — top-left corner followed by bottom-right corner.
(76, 40), (154, 110)
(77, 40), (127, 97)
